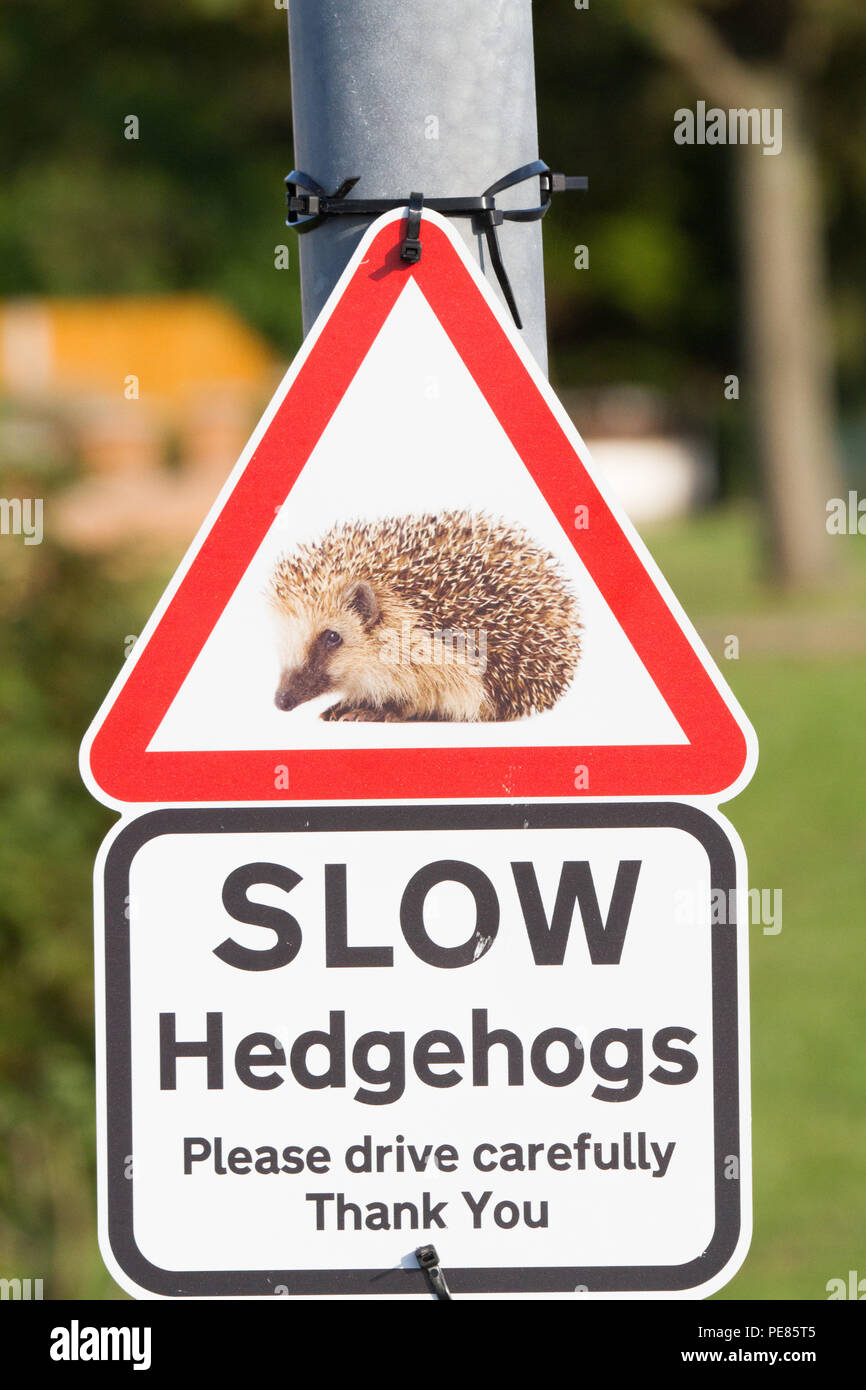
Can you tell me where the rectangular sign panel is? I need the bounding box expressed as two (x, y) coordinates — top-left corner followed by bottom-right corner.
(96, 803), (750, 1299)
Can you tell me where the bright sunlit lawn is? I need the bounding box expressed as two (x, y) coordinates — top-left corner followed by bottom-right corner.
(645, 505), (866, 1300)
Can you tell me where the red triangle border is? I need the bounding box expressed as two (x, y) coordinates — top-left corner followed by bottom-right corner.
(87, 216), (749, 804)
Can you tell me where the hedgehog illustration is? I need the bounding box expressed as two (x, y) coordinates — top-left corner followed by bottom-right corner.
(268, 510), (581, 722)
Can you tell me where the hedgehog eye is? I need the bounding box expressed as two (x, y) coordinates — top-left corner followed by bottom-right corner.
(323, 629), (343, 648)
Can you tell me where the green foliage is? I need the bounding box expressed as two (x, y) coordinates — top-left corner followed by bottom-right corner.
(0, 521), (166, 1297)
(0, 0), (302, 354)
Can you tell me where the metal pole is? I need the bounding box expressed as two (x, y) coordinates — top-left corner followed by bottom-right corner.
(287, 0), (548, 373)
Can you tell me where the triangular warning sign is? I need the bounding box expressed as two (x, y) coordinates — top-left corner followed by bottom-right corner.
(81, 208), (756, 807)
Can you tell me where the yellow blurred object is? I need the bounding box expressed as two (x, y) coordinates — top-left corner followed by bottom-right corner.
(0, 295), (282, 555)
(0, 294), (275, 403)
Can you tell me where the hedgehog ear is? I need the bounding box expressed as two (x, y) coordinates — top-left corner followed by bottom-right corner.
(340, 579), (380, 630)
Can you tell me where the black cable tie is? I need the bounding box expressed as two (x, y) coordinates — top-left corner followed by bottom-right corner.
(476, 208), (523, 328)
(552, 173), (589, 193)
(401, 191), (424, 263)
(284, 161), (586, 329)
(415, 1244), (452, 1301)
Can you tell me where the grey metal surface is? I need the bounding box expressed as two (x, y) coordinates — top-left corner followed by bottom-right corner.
(287, 0), (548, 371)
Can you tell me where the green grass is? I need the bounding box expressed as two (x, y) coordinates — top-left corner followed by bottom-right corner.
(715, 658), (866, 1298)
(644, 501), (866, 620)
(644, 509), (866, 1300)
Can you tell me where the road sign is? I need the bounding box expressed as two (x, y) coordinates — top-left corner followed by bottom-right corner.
(80, 207), (756, 808)
(95, 801), (750, 1300)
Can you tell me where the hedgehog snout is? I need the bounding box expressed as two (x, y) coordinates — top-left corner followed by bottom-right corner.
(274, 661), (333, 712)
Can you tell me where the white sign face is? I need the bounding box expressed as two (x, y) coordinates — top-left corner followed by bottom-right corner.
(95, 803), (750, 1300)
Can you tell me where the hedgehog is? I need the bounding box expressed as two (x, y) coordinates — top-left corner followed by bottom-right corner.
(268, 510), (581, 722)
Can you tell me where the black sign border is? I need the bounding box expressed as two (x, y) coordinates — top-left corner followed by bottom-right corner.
(102, 801), (743, 1298)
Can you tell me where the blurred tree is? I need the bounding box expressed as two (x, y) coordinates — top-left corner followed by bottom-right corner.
(622, 0), (859, 586)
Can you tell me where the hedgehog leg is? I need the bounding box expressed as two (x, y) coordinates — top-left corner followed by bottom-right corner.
(320, 701), (353, 721)
(320, 702), (407, 722)
(341, 708), (396, 722)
